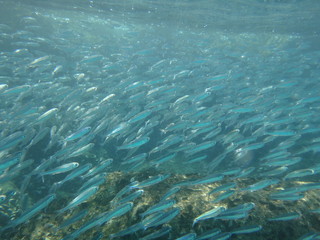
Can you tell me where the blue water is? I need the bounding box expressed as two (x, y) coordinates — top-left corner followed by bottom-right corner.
(0, 0), (320, 239)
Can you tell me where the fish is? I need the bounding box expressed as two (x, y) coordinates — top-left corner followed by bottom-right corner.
(65, 127), (92, 142)
(268, 212), (301, 221)
(140, 199), (176, 218)
(1, 85), (31, 96)
(0, 154), (21, 172)
(175, 233), (197, 240)
(68, 143), (95, 158)
(39, 162), (79, 176)
(50, 163), (92, 192)
(142, 207), (180, 229)
(231, 225), (262, 234)
(58, 186), (99, 214)
(185, 140), (217, 156)
(197, 228), (221, 240)
(140, 226), (172, 240)
(58, 209), (89, 230)
(160, 186), (181, 201)
(113, 189), (143, 206)
(283, 169), (314, 180)
(151, 153), (176, 166)
(266, 130), (297, 137)
(121, 153), (147, 165)
(131, 174), (170, 189)
(0, 132), (26, 152)
(210, 190), (236, 203)
(216, 202), (255, 219)
(117, 137), (150, 150)
(1, 4), (320, 240)
(109, 223), (144, 239)
(35, 108), (59, 124)
(209, 182), (237, 195)
(241, 179), (280, 192)
(81, 159), (113, 178)
(189, 174), (224, 185)
(298, 232), (320, 240)
(208, 232), (232, 240)
(62, 202), (133, 240)
(193, 206), (225, 227)
(128, 110), (152, 124)
(0, 194), (55, 231)
(269, 192), (304, 201)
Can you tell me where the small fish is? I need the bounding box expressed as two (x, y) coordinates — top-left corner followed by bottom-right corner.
(241, 179), (279, 192)
(1, 85), (31, 95)
(141, 199), (176, 218)
(270, 193), (304, 201)
(209, 232), (232, 240)
(264, 157), (302, 167)
(210, 190), (235, 203)
(197, 228), (221, 240)
(131, 174), (170, 189)
(241, 142), (265, 151)
(0, 132), (25, 152)
(1, 194), (56, 231)
(283, 169), (314, 180)
(187, 155), (207, 164)
(231, 224), (262, 234)
(65, 127), (92, 142)
(39, 162), (79, 176)
(298, 232), (320, 240)
(0, 154), (20, 172)
(59, 209), (89, 230)
(0, 83), (8, 93)
(151, 153), (176, 166)
(78, 173), (107, 193)
(51, 163), (92, 191)
(268, 212), (301, 221)
(140, 226), (171, 240)
(185, 140), (216, 156)
(97, 202), (134, 225)
(266, 130), (296, 137)
(29, 55), (50, 65)
(82, 159), (113, 178)
(58, 186), (99, 214)
(160, 186), (181, 201)
(68, 143), (94, 158)
(309, 208), (320, 214)
(175, 233), (197, 240)
(63, 202), (133, 240)
(117, 137), (150, 150)
(35, 108), (59, 123)
(91, 231), (104, 240)
(52, 65), (63, 77)
(233, 167), (256, 179)
(261, 166), (288, 177)
(215, 211), (248, 220)
(193, 207), (225, 227)
(0, 195), (6, 203)
(209, 183), (237, 195)
(190, 174), (224, 185)
(122, 153), (147, 165)
(230, 107), (255, 113)
(98, 94), (116, 105)
(143, 207), (180, 229)
(113, 190), (144, 206)
(110, 223), (144, 239)
(230, 202), (256, 212)
(128, 110), (152, 124)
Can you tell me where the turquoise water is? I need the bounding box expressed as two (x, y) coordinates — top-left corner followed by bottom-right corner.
(0, 0), (320, 239)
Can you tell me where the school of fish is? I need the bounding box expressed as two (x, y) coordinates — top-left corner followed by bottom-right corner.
(0, 0), (320, 239)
